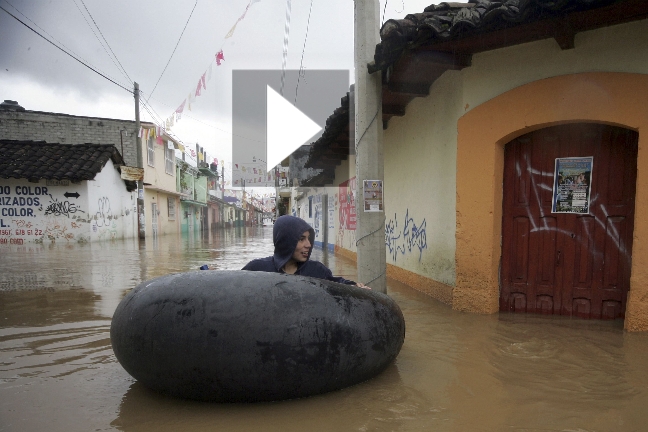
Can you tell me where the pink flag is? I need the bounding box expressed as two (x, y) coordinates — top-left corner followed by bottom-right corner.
(216, 50), (225, 66)
(200, 72), (206, 90)
(195, 79), (203, 97)
(175, 100), (186, 120)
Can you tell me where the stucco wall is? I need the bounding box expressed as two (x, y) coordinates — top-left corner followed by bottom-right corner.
(381, 19), (648, 317)
(461, 19), (648, 112)
(143, 190), (180, 237)
(0, 160), (135, 244)
(143, 139), (177, 193)
(87, 160), (137, 241)
(333, 156), (358, 253)
(383, 72), (463, 286)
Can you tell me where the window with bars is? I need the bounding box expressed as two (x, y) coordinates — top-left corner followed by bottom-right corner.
(165, 144), (174, 175)
(168, 197), (176, 220)
(147, 138), (155, 167)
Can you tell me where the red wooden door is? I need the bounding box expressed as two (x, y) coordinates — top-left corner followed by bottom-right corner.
(500, 124), (638, 319)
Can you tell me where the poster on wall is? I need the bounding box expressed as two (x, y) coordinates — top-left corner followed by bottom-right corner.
(551, 156), (593, 214)
(363, 180), (383, 212)
(338, 177), (356, 230)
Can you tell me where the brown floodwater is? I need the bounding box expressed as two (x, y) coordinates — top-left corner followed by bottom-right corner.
(1, 227), (647, 432)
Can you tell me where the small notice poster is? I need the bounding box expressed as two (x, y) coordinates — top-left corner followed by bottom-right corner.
(552, 156), (593, 214)
(363, 180), (383, 212)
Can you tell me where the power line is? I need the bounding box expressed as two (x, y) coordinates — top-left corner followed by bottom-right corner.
(72, 0), (132, 84)
(146, 0), (198, 102)
(2, 0), (128, 88)
(294, 0), (314, 104)
(71, 0), (125, 83)
(0, 4), (133, 93)
(79, 0), (132, 82)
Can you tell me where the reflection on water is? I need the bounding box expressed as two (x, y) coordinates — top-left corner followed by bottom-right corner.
(1, 228), (648, 431)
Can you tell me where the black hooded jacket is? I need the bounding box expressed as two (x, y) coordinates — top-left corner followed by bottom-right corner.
(242, 215), (356, 285)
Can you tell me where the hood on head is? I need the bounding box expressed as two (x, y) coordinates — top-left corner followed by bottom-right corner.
(273, 215), (315, 271)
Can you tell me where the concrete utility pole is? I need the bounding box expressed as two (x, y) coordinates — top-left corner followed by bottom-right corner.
(134, 82), (145, 240)
(354, 0), (386, 292)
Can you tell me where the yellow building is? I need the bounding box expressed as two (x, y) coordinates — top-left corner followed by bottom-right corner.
(302, 1), (648, 330)
(141, 129), (182, 237)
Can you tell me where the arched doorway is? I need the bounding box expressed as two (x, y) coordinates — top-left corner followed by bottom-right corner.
(500, 123), (638, 319)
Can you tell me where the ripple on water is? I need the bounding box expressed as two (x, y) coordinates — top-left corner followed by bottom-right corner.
(0, 321), (113, 384)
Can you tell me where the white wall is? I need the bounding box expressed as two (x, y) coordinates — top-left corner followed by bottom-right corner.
(0, 178), (89, 244)
(384, 71), (462, 285)
(382, 19), (648, 286)
(0, 160), (136, 244)
(87, 159), (138, 241)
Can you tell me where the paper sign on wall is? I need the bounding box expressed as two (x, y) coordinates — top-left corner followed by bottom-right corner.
(551, 157), (593, 214)
(363, 180), (383, 212)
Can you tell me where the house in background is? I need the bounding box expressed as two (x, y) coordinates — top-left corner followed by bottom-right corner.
(0, 99), (189, 240)
(297, 0), (648, 330)
(176, 158), (208, 235)
(0, 100), (142, 168)
(0, 140), (137, 243)
(141, 127), (183, 237)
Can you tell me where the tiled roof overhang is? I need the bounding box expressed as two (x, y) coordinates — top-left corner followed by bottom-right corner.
(301, 0), (648, 183)
(302, 91), (354, 187)
(372, 0), (648, 126)
(0, 140), (136, 191)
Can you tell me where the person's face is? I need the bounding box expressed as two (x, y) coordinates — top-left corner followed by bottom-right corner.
(292, 230), (311, 263)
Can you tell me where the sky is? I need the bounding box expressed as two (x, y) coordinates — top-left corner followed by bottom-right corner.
(0, 0), (439, 186)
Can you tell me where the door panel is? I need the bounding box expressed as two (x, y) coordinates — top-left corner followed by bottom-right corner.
(500, 124), (638, 319)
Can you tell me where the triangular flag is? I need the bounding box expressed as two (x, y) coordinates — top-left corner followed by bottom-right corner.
(176, 100), (186, 120)
(225, 23), (237, 39)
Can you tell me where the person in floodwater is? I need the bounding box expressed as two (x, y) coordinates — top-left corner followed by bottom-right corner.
(242, 215), (369, 288)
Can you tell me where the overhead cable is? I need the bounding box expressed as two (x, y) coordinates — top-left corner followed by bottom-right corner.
(146, 0), (198, 102)
(0, 5), (133, 93)
(294, 0), (314, 104)
(72, 0), (132, 84)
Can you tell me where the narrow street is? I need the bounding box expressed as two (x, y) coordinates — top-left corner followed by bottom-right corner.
(1, 228), (647, 432)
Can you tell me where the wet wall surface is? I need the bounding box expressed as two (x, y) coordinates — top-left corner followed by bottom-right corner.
(1, 227), (647, 431)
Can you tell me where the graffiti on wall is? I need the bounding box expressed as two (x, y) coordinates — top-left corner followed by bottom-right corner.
(44, 197), (80, 217)
(385, 209), (428, 262)
(339, 178), (356, 230)
(313, 195), (322, 239)
(95, 197), (112, 227)
(0, 185), (88, 244)
(93, 197), (117, 240)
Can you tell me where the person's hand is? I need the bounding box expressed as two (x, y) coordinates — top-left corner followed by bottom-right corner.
(355, 282), (371, 289)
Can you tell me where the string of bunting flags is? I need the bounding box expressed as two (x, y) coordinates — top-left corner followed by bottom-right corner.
(138, 0), (274, 188)
(165, 0), (263, 130)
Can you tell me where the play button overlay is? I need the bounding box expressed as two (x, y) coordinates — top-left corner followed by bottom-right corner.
(266, 86), (322, 169)
(232, 70), (349, 187)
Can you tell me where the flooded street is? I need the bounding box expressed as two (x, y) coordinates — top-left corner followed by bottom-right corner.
(1, 228), (648, 432)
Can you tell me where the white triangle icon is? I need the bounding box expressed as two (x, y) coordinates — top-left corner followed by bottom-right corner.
(266, 85), (322, 169)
